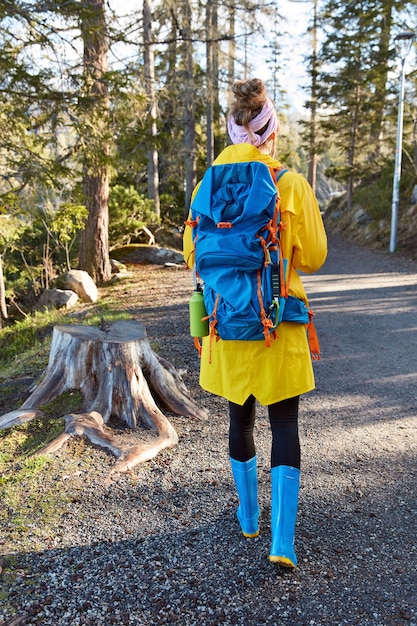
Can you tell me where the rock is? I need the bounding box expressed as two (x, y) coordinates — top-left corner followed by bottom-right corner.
(111, 244), (184, 266)
(37, 289), (79, 310)
(110, 259), (128, 274)
(55, 270), (98, 303)
(354, 208), (372, 225)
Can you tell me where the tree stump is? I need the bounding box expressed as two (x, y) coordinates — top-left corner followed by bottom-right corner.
(0, 321), (207, 471)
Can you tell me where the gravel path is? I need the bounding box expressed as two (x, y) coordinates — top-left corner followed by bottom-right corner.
(1, 234), (417, 626)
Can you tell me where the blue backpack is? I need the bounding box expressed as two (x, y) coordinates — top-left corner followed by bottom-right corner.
(188, 160), (314, 350)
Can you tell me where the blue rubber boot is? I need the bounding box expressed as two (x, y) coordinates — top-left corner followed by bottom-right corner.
(229, 456), (260, 538)
(269, 465), (300, 567)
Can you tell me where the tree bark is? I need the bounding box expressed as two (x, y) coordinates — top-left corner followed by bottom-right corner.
(368, 0), (394, 154)
(78, 0), (112, 284)
(80, 168), (111, 283)
(0, 255), (7, 329)
(347, 79), (361, 212)
(181, 0), (196, 213)
(307, 0), (318, 193)
(143, 0), (160, 216)
(227, 1), (235, 92)
(0, 321), (207, 471)
(206, 0), (214, 167)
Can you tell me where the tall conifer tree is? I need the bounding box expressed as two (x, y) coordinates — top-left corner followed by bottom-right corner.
(316, 0), (409, 207)
(78, 0), (112, 283)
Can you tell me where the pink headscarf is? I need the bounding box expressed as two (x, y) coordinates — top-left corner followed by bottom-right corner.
(227, 98), (278, 147)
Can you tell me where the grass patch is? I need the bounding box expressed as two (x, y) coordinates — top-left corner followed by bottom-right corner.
(41, 389), (84, 418)
(0, 390), (83, 459)
(75, 304), (132, 327)
(0, 273), (141, 553)
(0, 289), (135, 377)
(0, 453), (63, 549)
(0, 309), (65, 368)
(0, 390), (85, 552)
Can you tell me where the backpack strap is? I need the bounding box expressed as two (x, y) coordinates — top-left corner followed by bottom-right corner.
(307, 310), (321, 360)
(275, 167), (287, 182)
(256, 269), (277, 347)
(275, 168), (288, 297)
(267, 167), (288, 301)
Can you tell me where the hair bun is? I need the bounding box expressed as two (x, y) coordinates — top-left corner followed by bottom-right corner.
(230, 78), (268, 126)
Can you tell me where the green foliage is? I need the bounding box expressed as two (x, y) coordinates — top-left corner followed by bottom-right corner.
(41, 390), (84, 420)
(0, 37), (70, 194)
(0, 0), (415, 316)
(0, 398), (79, 550)
(108, 184), (160, 248)
(111, 81), (149, 183)
(0, 214), (25, 249)
(0, 445), (56, 540)
(278, 115), (305, 173)
(354, 156), (416, 221)
(49, 203), (88, 247)
(0, 454), (52, 489)
(0, 190), (22, 213)
(354, 165), (393, 219)
(0, 393), (79, 464)
(0, 309), (64, 369)
(315, 0), (405, 195)
(1, 200), (88, 308)
(48, 202), (88, 269)
(0, 388), (85, 550)
(159, 193), (185, 225)
(0, 290), (134, 375)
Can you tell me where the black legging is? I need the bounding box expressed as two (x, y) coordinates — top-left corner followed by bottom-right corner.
(229, 395), (300, 469)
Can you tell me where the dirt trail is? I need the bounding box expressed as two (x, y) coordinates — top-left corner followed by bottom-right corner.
(1, 233), (417, 626)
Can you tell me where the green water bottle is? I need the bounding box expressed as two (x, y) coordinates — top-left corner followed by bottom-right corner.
(189, 285), (209, 337)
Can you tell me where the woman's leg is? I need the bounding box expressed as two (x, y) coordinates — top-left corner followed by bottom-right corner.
(268, 396), (300, 567)
(268, 396), (300, 469)
(228, 394), (256, 461)
(228, 395), (259, 537)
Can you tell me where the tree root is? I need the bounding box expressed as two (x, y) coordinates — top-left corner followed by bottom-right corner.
(0, 321), (207, 470)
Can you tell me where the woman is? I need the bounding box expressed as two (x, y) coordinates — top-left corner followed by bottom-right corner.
(183, 78), (327, 568)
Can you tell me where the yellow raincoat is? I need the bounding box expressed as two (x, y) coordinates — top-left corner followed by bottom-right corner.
(183, 143), (327, 406)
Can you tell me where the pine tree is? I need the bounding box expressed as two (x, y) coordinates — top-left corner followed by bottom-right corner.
(316, 0), (409, 208)
(78, 0), (112, 283)
(179, 0), (197, 212)
(143, 0), (161, 216)
(317, 1), (373, 206)
(0, 3), (70, 195)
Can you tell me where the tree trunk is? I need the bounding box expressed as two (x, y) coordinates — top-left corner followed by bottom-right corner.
(78, 0), (112, 284)
(206, 0), (214, 167)
(226, 2), (236, 146)
(347, 79), (361, 212)
(307, 0), (318, 193)
(0, 321), (207, 471)
(369, 0), (394, 154)
(227, 1), (236, 91)
(413, 112), (417, 175)
(211, 2), (222, 159)
(80, 168), (111, 283)
(0, 255), (7, 329)
(181, 0), (196, 213)
(143, 0), (160, 217)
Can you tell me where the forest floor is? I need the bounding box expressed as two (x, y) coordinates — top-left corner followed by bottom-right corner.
(0, 232), (416, 626)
